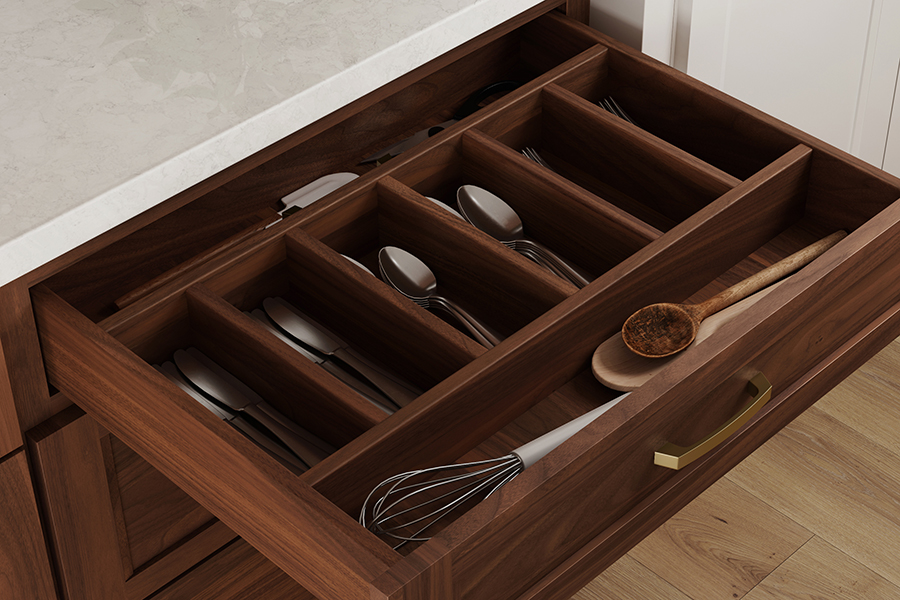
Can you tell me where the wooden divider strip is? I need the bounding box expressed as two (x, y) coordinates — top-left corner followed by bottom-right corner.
(460, 128), (661, 272)
(375, 177), (576, 335)
(32, 284), (399, 600)
(185, 283), (386, 446)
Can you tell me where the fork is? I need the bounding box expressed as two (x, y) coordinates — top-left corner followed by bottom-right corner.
(599, 96), (638, 126)
(521, 147), (556, 172)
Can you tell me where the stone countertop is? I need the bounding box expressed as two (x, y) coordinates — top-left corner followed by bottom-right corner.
(1, 0), (542, 286)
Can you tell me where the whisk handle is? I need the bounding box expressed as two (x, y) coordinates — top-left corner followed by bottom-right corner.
(511, 392), (630, 469)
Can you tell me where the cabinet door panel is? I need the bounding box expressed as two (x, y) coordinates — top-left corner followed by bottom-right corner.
(0, 450), (56, 600)
(29, 405), (236, 600)
(686, 0), (874, 152)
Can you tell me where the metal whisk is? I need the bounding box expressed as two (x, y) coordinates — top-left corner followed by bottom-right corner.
(360, 392), (629, 548)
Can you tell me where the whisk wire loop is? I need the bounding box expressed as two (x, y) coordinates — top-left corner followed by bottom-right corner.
(360, 455), (523, 549)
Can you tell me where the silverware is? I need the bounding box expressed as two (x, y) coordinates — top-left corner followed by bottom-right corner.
(155, 362), (307, 473)
(247, 308), (396, 415)
(173, 348), (334, 468)
(359, 81), (521, 165)
(377, 246), (502, 347)
(262, 297), (420, 408)
(277, 173), (359, 218)
(341, 254), (374, 276)
(599, 96), (637, 126)
(426, 196), (465, 220)
(521, 147), (556, 172)
(456, 185), (591, 288)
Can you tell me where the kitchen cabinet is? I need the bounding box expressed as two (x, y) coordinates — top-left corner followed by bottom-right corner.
(4, 1), (900, 599)
(28, 405), (238, 599)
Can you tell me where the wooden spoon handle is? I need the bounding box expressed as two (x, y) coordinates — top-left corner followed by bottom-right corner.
(695, 231), (847, 319)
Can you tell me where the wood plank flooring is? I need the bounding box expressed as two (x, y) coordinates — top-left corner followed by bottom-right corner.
(573, 335), (900, 600)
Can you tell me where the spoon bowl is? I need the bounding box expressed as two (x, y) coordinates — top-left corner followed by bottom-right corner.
(378, 246), (501, 347)
(621, 231), (847, 358)
(621, 303), (701, 358)
(456, 185), (590, 287)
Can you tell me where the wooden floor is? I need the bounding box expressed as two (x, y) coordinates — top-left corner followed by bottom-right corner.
(573, 335), (900, 599)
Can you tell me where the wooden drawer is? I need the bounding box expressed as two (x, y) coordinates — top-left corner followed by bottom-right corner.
(26, 6), (900, 600)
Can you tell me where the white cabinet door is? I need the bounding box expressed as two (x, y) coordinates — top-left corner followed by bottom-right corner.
(646, 0), (900, 174)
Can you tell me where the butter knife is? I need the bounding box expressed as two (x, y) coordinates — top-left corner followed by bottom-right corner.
(155, 362), (307, 473)
(247, 309), (396, 414)
(262, 297), (422, 407)
(173, 348), (335, 467)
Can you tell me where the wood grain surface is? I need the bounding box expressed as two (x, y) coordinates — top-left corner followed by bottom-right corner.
(28, 406), (130, 599)
(15, 4), (900, 600)
(0, 281), (62, 438)
(32, 285), (400, 600)
(0, 450), (56, 600)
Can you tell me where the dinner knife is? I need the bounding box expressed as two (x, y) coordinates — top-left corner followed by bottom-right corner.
(173, 348), (335, 467)
(155, 362), (307, 473)
(247, 309), (397, 414)
(262, 297), (422, 407)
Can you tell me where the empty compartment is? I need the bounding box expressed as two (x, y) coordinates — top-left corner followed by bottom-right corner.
(470, 73), (742, 232)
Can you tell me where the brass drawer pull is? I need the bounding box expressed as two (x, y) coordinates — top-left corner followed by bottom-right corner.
(654, 372), (772, 470)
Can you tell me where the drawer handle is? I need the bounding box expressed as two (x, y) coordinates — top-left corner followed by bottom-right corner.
(654, 372), (772, 470)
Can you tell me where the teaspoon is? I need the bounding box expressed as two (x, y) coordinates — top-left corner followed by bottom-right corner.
(377, 246), (501, 347)
(456, 185), (591, 288)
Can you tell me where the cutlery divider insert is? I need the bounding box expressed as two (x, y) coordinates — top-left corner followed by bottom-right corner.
(539, 84), (741, 222)
(534, 11), (798, 180)
(374, 177), (575, 334)
(184, 283), (385, 446)
(282, 227), (484, 389)
(36, 5), (595, 324)
(460, 128), (661, 271)
(32, 286), (401, 600)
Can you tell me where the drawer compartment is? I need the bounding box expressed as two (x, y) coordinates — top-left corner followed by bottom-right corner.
(28, 6), (900, 600)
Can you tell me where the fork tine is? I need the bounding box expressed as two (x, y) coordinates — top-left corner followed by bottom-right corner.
(522, 147), (555, 172)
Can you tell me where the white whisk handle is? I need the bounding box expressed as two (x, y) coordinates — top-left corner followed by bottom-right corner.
(511, 392), (630, 469)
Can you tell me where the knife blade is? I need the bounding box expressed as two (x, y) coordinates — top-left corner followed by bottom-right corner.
(262, 297), (422, 407)
(247, 309), (397, 415)
(173, 348), (335, 467)
(155, 362), (307, 473)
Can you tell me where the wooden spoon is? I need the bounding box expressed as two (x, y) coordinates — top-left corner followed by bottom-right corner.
(621, 231), (847, 358)
(593, 279), (786, 391)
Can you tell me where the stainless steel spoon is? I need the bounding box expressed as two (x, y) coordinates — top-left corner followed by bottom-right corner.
(377, 246), (502, 347)
(456, 185), (591, 288)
